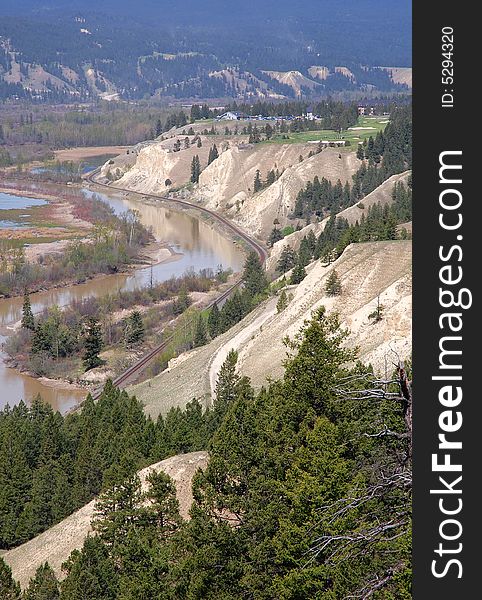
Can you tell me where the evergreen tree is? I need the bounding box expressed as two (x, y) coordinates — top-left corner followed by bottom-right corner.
(21, 292), (35, 331)
(290, 261), (307, 285)
(368, 296), (384, 323)
(253, 169), (262, 193)
(325, 269), (342, 296)
(190, 105), (202, 122)
(61, 537), (118, 600)
(172, 287), (191, 315)
(190, 155), (201, 183)
(298, 236), (313, 267)
(0, 559), (21, 599)
(242, 252), (268, 297)
(24, 562), (60, 600)
(266, 169), (276, 185)
(145, 470), (182, 538)
(83, 317), (103, 371)
(155, 119), (162, 138)
(207, 144), (219, 165)
(218, 291), (249, 333)
(207, 304), (220, 338)
(125, 311), (144, 346)
(194, 314), (207, 347)
(276, 245), (296, 274)
(92, 475), (142, 549)
(307, 230), (317, 254)
(212, 350), (240, 427)
(267, 227), (283, 247)
(276, 289), (289, 313)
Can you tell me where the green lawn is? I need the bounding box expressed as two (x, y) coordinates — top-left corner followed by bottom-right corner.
(263, 115), (389, 147)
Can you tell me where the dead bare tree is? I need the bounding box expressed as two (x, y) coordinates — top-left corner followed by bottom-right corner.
(305, 361), (412, 599)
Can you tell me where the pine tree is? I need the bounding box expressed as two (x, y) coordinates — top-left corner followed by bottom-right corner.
(61, 537), (118, 600)
(194, 314), (207, 347)
(92, 475), (142, 548)
(21, 291), (35, 331)
(30, 323), (50, 356)
(155, 119), (162, 138)
(24, 562), (60, 600)
(325, 269), (342, 296)
(212, 350), (240, 426)
(218, 290), (249, 333)
(356, 144), (365, 160)
(276, 245), (296, 274)
(207, 304), (220, 338)
(190, 104), (202, 122)
(268, 227), (283, 247)
(125, 311), (144, 346)
(207, 144), (219, 165)
(298, 237), (312, 267)
(253, 169), (262, 193)
(190, 155), (201, 183)
(83, 317), (103, 371)
(276, 290), (289, 313)
(145, 471), (182, 538)
(0, 559), (21, 600)
(307, 230), (317, 254)
(368, 296), (384, 323)
(290, 261), (306, 285)
(243, 252), (268, 297)
(172, 287), (191, 315)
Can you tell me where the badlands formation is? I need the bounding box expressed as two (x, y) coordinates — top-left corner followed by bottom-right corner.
(100, 134), (411, 419)
(101, 132), (359, 239)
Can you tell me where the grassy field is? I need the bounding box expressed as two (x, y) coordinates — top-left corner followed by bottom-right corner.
(264, 115), (389, 147)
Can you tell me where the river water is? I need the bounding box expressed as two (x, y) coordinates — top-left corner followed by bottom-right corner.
(0, 184), (244, 413)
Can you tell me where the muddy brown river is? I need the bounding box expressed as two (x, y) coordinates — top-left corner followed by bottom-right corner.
(0, 185), (244, 413)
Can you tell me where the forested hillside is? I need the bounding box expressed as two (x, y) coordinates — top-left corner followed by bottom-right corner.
(1, 308), (412, 598)
(0, 1), (411, 101)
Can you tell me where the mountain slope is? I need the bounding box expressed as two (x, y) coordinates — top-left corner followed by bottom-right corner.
(267, 169), (411, 271)
(0, 1), (411, 101)
(2, 451), (209, 588)
(110, 138), (360, 239)
(130, 239), (411, 420)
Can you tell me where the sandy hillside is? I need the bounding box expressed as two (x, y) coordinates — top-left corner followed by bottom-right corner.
(131, 240), (411, 418)
(102, 135), (236, 194)
(262, 70), (321, 95)
(3, 451), (208, 589)
(267, 170), (411, 272)
(195, 145), (359, 238)
(100, 136), (359, 239)
(238, 240), (412, 386)
(308, 66), (330, 81)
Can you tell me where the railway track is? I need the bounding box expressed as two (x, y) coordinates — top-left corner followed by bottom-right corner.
(84, 168), (268, 399)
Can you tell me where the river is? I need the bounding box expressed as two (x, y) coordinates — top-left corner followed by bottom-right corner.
(0, 183), (244, 413)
